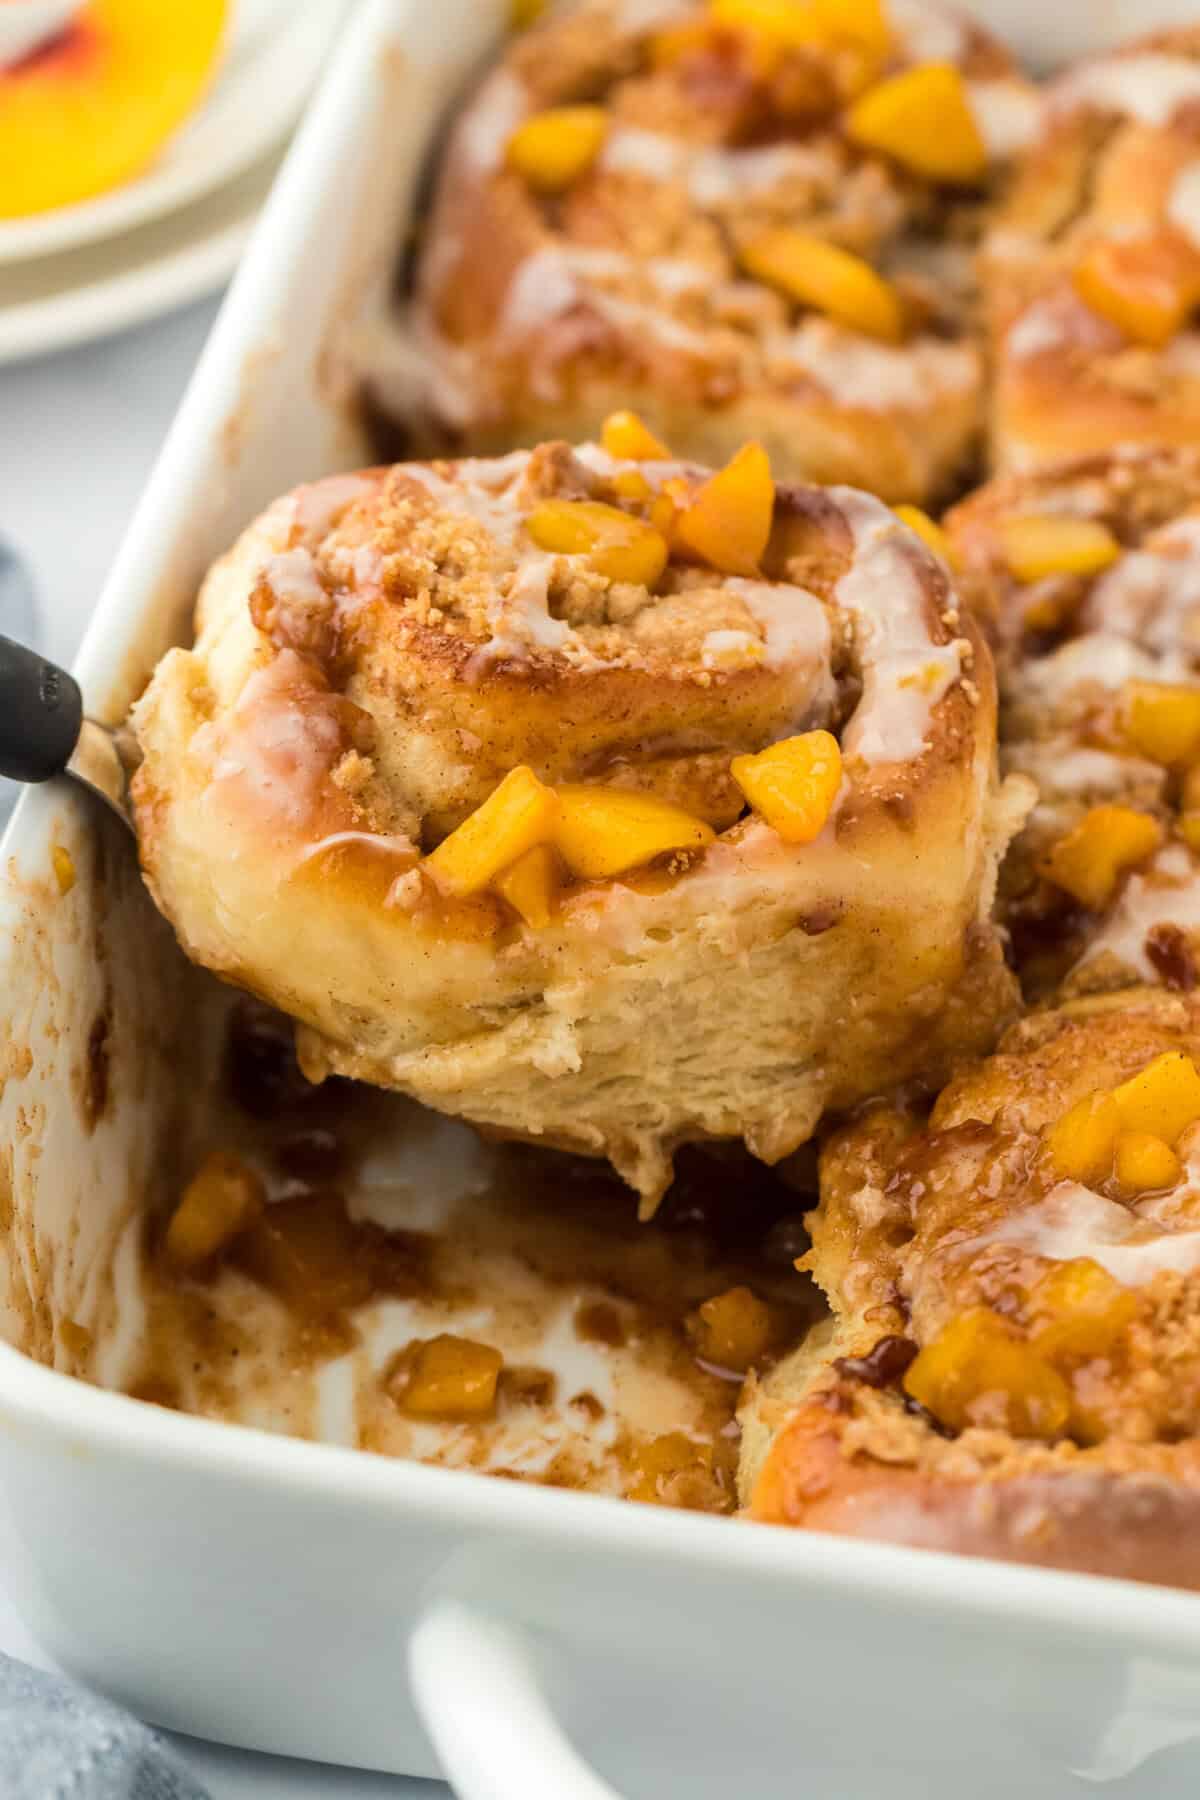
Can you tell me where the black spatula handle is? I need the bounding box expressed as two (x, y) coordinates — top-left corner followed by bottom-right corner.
(0, 635), (83, 784)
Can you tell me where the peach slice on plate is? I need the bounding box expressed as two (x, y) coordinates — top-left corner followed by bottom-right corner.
(0, 0), (229, 219)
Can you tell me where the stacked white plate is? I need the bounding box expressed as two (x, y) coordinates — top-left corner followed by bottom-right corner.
(0, 0), (347, 366)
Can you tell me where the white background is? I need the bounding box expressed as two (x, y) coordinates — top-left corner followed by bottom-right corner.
(0, 298), (444, 1798)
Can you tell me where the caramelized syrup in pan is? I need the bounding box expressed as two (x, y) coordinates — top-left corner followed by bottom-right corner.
(131, 1005), (823, 1513)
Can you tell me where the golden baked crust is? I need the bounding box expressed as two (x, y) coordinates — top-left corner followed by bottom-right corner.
(985, 27), (1200, 473)
(132, 442), (1021, 1203)
(400, 0), (1034, 503)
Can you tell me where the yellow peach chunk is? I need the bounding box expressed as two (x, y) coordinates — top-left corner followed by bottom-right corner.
(1030, 1258), (1137, 1364)
(847, 63), (988, 185)
(554, 786), (714, 880)
(710, 0), (888, 57)
(894, 505), (957, 568)
(0, 0), (229, 220)
(674, 441), (775, 576)
(688, 1286), (773, 1372)
(741, 229), (904, 343)
(493, 844), (562, 929)
(1000, 516), (1121, 584)
(1045, 1091), (1121, 1186)
(392, 1335), (503, 1421)
(1111, 1050), (1200, 1147)
(601, 410), (672, 462)
(612, 469), (652, 502)
(506, 106), (608, 193)
(1123, 681), (1200, 766)
(165, 1151), (265, 1271)
(1038, 805), (1163, 911)
(624, 1432), (721, 1508)
(904, 1309), (1071, 1440)
(731, 730), (842, 844)
(1114, 1130), (1182, 1197)
(1073, 233), (1200, 350)
(426, 766), (558, 898)
(52, 845), (76, 895)
(526, 499), (669, 589)
(1179, 813), (1200, 854)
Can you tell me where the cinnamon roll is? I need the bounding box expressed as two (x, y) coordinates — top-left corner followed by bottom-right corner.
(131, 434), (1022, 1205)
(986, 27), (1200, 474)
(741, 451), (1200, 1588)
(395, 0), (1037, 505)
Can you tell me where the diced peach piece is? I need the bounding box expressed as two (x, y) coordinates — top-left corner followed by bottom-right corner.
(741, 229), (904, 343)
(731, 730), (842, 844)
(1179, 813), (1200, 854)
(847, 62), (987, 184)
(612, 469), (652, 502)
(1114, 1130), (1182, 1197)
(894, 505), (957, 568)
(1045, 1091), (1121, 1186)
(554, 785), (714, 879)
(425, 766), (558, 898)
(1073, 232), (1200, 350)
(710, 0), (888, 57)
(1111, 1050), (1200, 1147)
(507, 105), (608, 193)
(601, 410), (672, 462)
(493, 843), (562, 928)
(1001, 516), (1121, 583)
(688, 1285), (773, 1371)
(52, 845), (76, 895)
(165, 1151), (265, 1271)
(624, 1432), (718, 1507)
(1038, 805), (1163, 911)
(392, 1334), (503, 1421)
(905, 1309), (1070, 1439)
(0, 0), (229, 219)
(674, 441), (775, 577)
(1030, 1258), (1137, 1364)
(510, 0), (548, 26)
(1122, 681), (1200, 766)
(527, 499), (669, 589)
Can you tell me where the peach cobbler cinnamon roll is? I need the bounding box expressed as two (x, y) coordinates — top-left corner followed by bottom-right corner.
(741, 452), (1200, 1588)
(131, 434), (1022, 1204)
(985, 28), (1200, 474)
(398, 0), (1037, 504)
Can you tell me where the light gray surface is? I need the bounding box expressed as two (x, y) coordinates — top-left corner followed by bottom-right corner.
(0, 302), (441, 1800)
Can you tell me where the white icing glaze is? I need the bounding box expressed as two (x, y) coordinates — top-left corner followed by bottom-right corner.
(261, 549), (326, 611)
(1005, 741), (1162, 800)
(968, 80), (1042, 159)
(1054, 55), (1200, 129)
(460, 71), (526, 172)
(770, 316), (978, 409)
(724, 578), (835, 694)
(601, 126), (686, 183)
(887, 0), (965, 65)
(1168, 162), (1200, 251)
(834, 489), (963, 767)
(292, 474), (373, 542)
(1082, 536), (1200, 663)
(701, 628), (763, 669)
(988, 1183), (1200, 1285)
(1075, 846), (1200, 981)
(1006, 292), (1118, 361)
(1022, 634), (1169, 712)
(689, 140), (837, 205)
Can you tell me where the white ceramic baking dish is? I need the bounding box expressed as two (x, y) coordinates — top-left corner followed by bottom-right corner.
(7, 3), (1200, 1795)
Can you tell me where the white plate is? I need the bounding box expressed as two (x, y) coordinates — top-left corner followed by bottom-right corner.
(0, 150), (282, 366)
(0, 0), (345, 266)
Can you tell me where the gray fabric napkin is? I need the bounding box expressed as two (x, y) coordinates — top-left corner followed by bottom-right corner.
(0, 1653), (210, 1799)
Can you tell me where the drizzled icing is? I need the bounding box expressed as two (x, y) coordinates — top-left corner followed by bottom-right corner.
(886, 0), (965, 64)
(1053, 55), (1200, 129)
(833, 489), (964, 767)
(1169, 163), (1200, 251)
(984, 1182), (1200, 1285)
(968, 80), (1042, 159)
(770, 317), (979, 409)
(1081, 520), (1200, 662)
(1004, 741), (1162, 801)
(460, 71), (526, 172)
